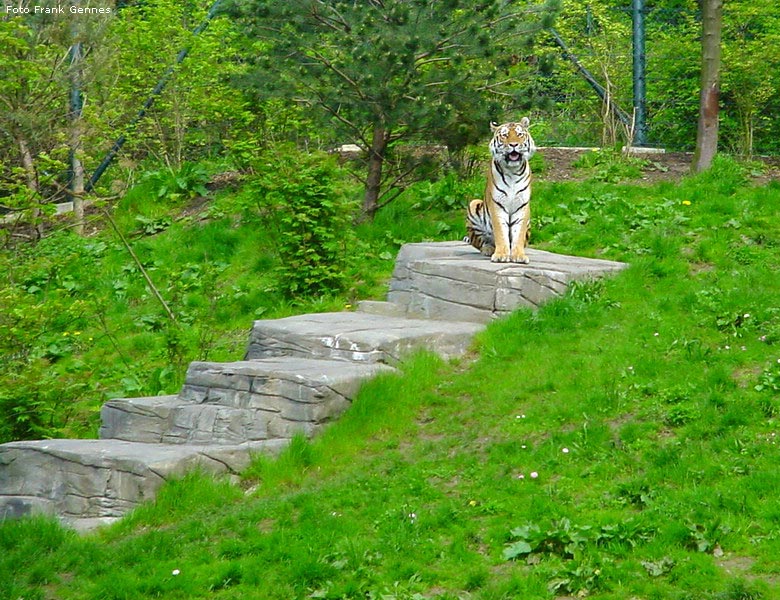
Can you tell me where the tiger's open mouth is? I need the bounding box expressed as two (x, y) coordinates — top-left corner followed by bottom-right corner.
(507, 150), (523, 162)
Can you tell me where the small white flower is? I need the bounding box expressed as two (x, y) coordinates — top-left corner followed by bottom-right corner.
(744, 313), (751, 319)
(654, 332), (660, 337)
(530, 471), (539, 479)
(521, 444), (527, 449)
(562, 447), (570, 454)
(172, 569), (180, 576)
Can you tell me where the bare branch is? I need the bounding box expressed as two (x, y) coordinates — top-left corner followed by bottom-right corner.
(311, 1), (352, 33)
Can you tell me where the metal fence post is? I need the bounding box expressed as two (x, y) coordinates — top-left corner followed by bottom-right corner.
(632, 0), (648, 146)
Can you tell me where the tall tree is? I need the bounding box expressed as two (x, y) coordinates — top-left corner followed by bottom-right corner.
(230, 0), (559, 219)
(0, 4), (115, 236)
(68, 1), (86, 235)
(0, 15), (70, 236)
(692, 0), (723, 172)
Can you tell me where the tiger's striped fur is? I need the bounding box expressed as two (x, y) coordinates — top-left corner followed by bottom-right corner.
(465, 118), (535, 263)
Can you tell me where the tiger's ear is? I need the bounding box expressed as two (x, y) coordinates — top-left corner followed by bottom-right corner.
(520, 116), (530, 128)
(490, 121), (499, 132)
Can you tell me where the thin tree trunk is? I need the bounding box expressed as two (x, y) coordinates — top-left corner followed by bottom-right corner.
(362, 124), (388, 219)
(692, 0), (723, 173)
(18, 137), (44, 239)
(69, 4), (85, 234)
(70, 133), (85, 235)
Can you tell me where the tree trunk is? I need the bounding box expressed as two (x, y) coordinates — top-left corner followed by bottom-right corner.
(362, 124), (388, 219)
(69, 7), (85, 235)
(70, 129), (85, 235)
(692, 0), (723, 173)
(18, 137), (44, 239)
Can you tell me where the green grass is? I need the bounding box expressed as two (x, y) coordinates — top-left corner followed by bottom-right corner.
(3, 156), (780, 598)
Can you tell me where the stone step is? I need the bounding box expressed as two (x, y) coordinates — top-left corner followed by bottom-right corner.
(0, 438), (287, 530)
(99, 395), (181, 444)
(100, 358), (394, 445)
(245, 311), (484, 365)
(387, 241), (627, 323)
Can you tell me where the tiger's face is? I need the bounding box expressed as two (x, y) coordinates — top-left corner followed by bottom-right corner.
(490, 118), (535, 166)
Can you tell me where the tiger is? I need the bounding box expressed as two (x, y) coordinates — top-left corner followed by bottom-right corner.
(465, 118), (535, 264)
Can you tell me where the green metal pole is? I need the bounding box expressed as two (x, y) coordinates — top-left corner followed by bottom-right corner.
(86, 0), (223, 192)
(549, 28), (633, 129)
(632, 0), (648, 146)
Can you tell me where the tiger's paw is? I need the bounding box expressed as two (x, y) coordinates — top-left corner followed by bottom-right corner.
(512, 254), (530, 265)
(490, 253), (511, 263)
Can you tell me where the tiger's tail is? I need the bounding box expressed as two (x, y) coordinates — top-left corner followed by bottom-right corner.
(464, 199), (495, 256)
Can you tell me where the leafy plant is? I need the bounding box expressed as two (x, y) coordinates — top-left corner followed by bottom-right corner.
(685, 519), (731, 554)
(141, 163), (210, 202)
(755, 361), (780, 394)
(573, 148), (647, 182)
(134, 215), (173, 236)
(503, 518), (653, 562)
(252, 150), (358, 300)
(642, 556), (675, 578)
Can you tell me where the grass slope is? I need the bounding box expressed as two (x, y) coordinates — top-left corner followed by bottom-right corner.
(3, 156), (780, 599)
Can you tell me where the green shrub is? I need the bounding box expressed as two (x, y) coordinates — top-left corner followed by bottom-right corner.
(251, 148), (358, 300)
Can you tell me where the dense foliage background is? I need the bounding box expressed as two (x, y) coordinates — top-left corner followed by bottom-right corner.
(2, 0), (779, 218)
(4, 2), (780, 598)
(2, 0), (780, 442)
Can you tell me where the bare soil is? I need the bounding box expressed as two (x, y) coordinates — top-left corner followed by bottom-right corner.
(539, 147), (780, 185)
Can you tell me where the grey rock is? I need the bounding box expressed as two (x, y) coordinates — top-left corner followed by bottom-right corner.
(100, 395), (180, 444)
(0, 439), (287, 523)
(386, 241), (626, 322)
(245, 311), (483, 365)
(102, 358), (394, 445)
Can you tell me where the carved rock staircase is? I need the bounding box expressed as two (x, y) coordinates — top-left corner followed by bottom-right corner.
(0, 242), (626, 531)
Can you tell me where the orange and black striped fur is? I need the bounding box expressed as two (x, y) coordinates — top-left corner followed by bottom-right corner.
(465, 118), (535, 263)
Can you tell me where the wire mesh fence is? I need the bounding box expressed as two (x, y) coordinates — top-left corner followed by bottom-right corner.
(529, 2), (780, 156)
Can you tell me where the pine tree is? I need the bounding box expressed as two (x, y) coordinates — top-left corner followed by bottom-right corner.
(231, 0), (559, 218)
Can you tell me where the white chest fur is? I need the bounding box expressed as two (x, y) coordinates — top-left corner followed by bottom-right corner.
(490, 159), (531, 215)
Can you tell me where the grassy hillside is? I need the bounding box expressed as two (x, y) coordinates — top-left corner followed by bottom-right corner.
(0, 156), (475, 442)
(3, 155), (780, 599)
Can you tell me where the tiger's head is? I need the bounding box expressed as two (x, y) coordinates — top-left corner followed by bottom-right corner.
(489, 118), (535, 167)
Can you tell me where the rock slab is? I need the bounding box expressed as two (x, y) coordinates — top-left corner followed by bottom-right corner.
(385, 241), (627, 322)
(245, 311), (483, 364)
(0, 438), (286, 530)
(101, 358), (394, 444)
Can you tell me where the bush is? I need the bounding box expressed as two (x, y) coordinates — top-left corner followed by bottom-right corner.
(251, 148), (358, 300)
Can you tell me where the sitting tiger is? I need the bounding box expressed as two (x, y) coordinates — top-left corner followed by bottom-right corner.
(465, 118), (536, 263)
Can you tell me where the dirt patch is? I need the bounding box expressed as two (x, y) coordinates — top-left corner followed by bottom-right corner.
(538, 147), (780, 186)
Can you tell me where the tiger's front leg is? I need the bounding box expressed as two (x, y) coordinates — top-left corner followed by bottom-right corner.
(489, 207), (512, 263)
(509, 205), (531, 264)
